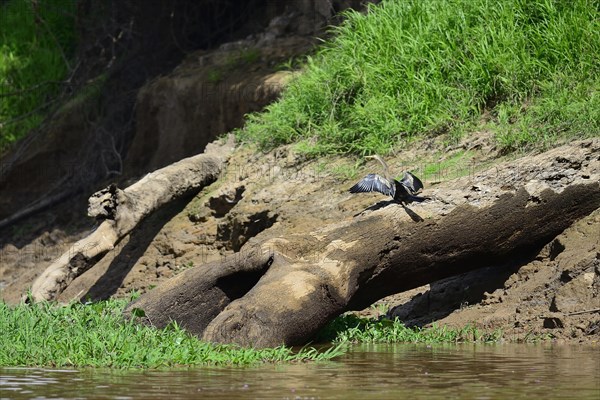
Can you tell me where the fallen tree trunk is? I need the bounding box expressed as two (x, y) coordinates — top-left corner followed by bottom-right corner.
(28, 152), (227, 302)
(124, 140), (600, 347)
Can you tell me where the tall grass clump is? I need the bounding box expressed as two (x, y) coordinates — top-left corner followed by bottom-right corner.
(238, 0), (599, 155)
(0, 300), (345, 368)
(0, 0), (77, 152)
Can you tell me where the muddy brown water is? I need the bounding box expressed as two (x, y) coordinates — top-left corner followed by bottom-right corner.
(2, 344), (599, 399)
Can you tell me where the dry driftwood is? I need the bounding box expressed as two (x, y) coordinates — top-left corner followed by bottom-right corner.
(28, 152), (225, 302)
(124, 141), (600, 347)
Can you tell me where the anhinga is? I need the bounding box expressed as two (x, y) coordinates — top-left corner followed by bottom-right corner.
(349, 155), (426, 204)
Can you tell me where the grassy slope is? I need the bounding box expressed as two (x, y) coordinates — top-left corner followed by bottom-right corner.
(0, 0), (76, 152)
(238, 0), (599, 156)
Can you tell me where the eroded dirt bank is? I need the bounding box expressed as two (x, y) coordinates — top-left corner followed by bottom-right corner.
(2, 137), (598, 343)
(374, 207), (600, 342)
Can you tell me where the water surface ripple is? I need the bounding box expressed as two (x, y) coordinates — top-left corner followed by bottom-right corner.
(2, 344), (599, 399)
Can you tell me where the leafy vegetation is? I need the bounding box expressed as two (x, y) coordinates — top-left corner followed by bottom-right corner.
(0, 299), (344, 368)
(318, 314), (503, 344)
(0, 0), (76, 152)
(237, 0), (599, 155)
(0, 297), (511, 368)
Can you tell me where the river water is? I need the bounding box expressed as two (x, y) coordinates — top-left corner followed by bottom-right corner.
(2, 344), (599, 399)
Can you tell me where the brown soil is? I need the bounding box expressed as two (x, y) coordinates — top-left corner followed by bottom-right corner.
(364, 208), (600, 343)
(2, 136), (598, 343)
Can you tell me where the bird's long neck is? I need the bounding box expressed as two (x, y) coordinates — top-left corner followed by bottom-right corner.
(375, 157), (391, 181)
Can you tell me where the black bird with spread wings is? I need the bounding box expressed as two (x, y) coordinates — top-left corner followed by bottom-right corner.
(349, 155), (426, 204)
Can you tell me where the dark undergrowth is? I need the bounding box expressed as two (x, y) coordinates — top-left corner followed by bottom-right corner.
(0, 0), (77, 152)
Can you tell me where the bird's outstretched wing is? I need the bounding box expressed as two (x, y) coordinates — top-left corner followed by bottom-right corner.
(349, 174), (396, 198)
(400, 171), (424, 194)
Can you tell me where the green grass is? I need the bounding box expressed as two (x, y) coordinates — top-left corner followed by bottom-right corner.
(237, 0), (599, 156)
(0, 299), (345, 368)
(0, 299), (509, 368)
(317, 314), (503, 344)
(0, 0), (76, 152)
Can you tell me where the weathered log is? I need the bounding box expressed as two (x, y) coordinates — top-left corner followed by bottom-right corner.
(28, 151), (228, 302)
(124, 140), (600, 347)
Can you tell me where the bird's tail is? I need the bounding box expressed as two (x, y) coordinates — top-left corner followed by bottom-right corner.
(407, 195), (429, 203)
